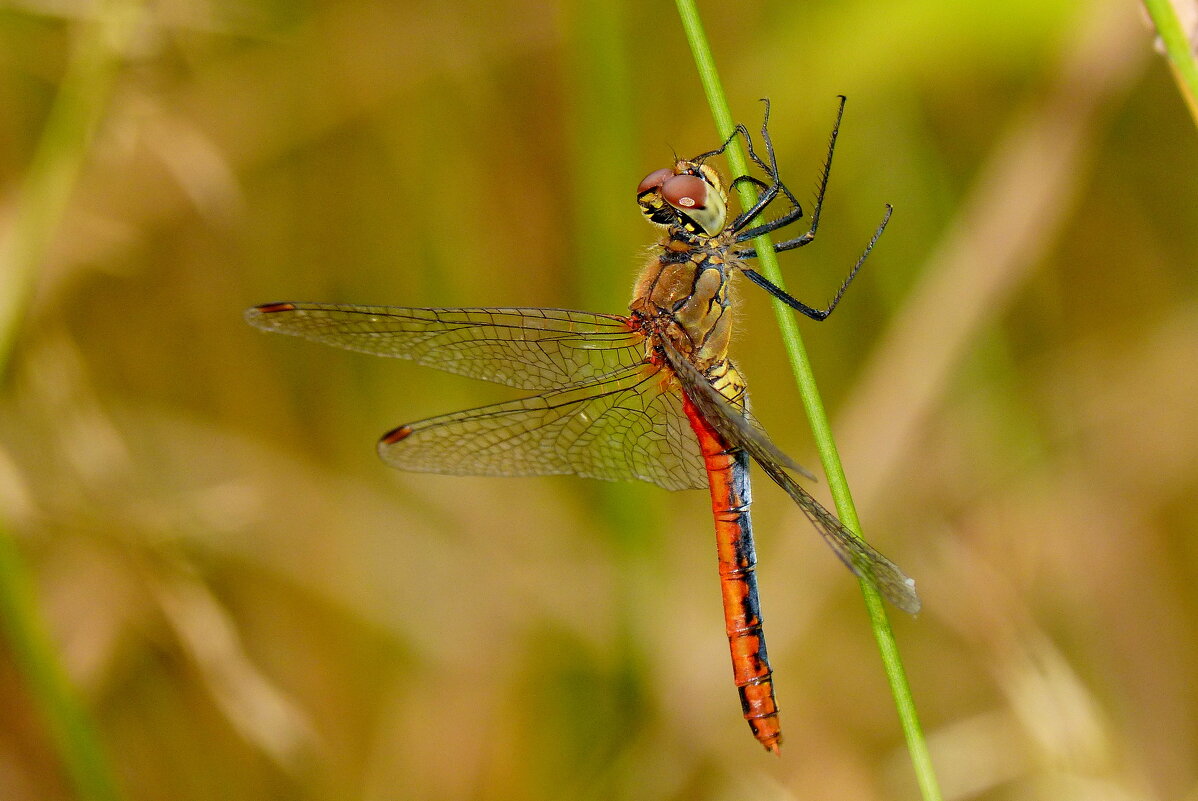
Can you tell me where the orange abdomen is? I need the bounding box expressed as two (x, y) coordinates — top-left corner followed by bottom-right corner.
(681, 393), (781, 753)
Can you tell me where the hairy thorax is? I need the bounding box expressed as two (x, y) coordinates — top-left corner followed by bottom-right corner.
(629, 231), (747, 406)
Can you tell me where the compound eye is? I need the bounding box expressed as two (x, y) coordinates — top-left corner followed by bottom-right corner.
(661, 174), (708, 210)
(636, 168), (674, 196)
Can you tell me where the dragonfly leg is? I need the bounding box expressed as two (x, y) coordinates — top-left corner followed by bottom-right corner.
(729, 96), (893, 322)
(691, 123), (753, 164)
(728, 100), (809, 237)
(740, 203), (892, 321)
(733, 95), (846, 251)
(692, 100), (806, 238)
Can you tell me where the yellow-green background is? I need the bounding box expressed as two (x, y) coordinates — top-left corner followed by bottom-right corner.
(2, 0), (1196, 799)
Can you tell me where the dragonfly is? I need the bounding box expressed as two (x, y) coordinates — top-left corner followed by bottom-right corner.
(246, 98), (920, 753)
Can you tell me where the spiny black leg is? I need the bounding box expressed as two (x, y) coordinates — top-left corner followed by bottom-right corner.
(729, 99), (806, 234)
(730, 171), (806, 236)
(740, 269), (831, 320)
(740, 204), (892, 321)
(697, 119), (801, 229)
(733, 95), (848, 257)
(734, 197), (804, 240)
(754, 98), (783, 179)
(730, 175), (771, 193)
(731, 181), (785, 232)
(690, 99), (804, 237)
(698, 98), (790, 185)
(693, 123), (794, 232)
(723, 96), (890, 322)
(739, 100), (779, 177)
(804, 95), (847, 240)
(693, 123), (752, 162)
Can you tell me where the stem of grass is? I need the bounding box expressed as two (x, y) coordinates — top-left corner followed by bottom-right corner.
(0, 2), (147, 799)
(1141, 0), (1198, 127)
(671, 2), (943, 798)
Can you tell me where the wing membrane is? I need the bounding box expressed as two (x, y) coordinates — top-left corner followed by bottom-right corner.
(246, 304), (645, 391)
(379, 362), (707, 491)
(662, 340), (921, 614)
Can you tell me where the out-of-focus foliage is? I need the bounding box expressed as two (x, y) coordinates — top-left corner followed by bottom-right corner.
(1, 0), (1195, 799)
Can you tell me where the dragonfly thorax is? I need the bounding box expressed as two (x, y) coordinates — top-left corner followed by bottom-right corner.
(636, 160), (729, 240)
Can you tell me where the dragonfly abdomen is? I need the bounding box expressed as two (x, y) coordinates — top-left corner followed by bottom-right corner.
(681, 392), (782, 753)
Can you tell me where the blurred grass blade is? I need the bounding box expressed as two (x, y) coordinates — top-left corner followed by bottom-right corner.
(0, 0), (144, 375)
(0, 532), (123, 801)
(0, 2), (148, 800)
(672, 1), (943, 797)
(1141, 0), (1198, 126)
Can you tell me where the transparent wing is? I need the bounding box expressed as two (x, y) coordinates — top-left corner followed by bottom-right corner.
(245, 303), (646, 391)
(379, 362), (707, 491)
(662, 340), (921, 614)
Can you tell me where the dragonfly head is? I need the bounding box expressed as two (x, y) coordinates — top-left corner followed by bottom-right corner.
(636, 160), (729, 239)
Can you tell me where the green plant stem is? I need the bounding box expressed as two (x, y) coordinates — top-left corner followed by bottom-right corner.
(0, 534), (123, 801)
(672, 2), (942, 798)
(0, 3), (146, 800)
(0, 0), (141, 374)
(1141, 0), (1198, 127)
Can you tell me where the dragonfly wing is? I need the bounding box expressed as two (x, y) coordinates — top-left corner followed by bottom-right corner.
(750, 457), (921, 614)
(246, 303), (646, 391)
(661, 340), (921, 614)
(379, 362), (708, 491)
